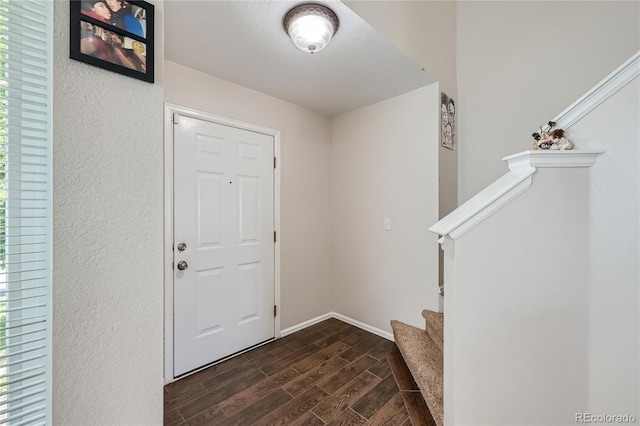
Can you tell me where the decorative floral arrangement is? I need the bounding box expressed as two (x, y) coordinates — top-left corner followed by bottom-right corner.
(532, 121), (574, 150)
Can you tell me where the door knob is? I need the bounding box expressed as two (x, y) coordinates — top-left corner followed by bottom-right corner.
(177, 261), (188, 271)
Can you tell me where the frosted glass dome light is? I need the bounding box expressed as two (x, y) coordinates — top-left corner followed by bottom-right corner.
(283, 4), (339, 54)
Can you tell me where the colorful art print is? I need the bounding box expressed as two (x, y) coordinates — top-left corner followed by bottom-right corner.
(440, 92), (455, 150)
(70, 0), (154, 83)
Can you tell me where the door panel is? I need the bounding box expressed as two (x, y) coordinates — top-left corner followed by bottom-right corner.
(173, 115), (275, 377)
(197, 172), (223, 246)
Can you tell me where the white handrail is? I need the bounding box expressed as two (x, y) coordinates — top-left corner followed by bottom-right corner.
(429, 150), (603, 240)
(538, 51), (639, 133)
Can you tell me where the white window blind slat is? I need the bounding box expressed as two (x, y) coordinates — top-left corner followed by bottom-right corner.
(1, 237), (47, 242)
(0, 365), (44, 381)
(1, 265), (46, 272)
(0, 83), (47, 100)
(0, 338), (44, 352)
(0, 329), (45, 343)
(2, 299), (46, 309)
(0, 304), (46, 315)
(0, 246), (47, 253)
(4, 405), (46, 425)
(0, 76), (45, 92)
(0, 379), (45, 400)
(1, 70), (47, 85)
(0, 126), (47, 136)
(4, 250), (47, 256)
(0, 183), (47, 190)
(1, 1), (50, 17)
(0, 0), (53, 417)
(2, 22), (48, 38)
(2, 317), (47, 331)
(1, 388), (44, 407)
(0, 194), (48, 199)
(9, 412), (46, 426)
(2, 294), (46, 303)
(0, 14), (48, 34)
(20, 418), (45, 426)
(5, 241), (47, 250)
(0, 71), (46, 85)
(0, 148), (47, 156)
(0, 115), (48, 126)
(0, 322), (48, 334)
(2, 33), (47, 48)
(4, 124), (47, 136)
(1, 32), (48, 49)
(2, 281), (46, 290)
(0, 160), (48, 168)
(0, 18), (47, 33)
(0, 396), (45, 417)
(0, 93), (47, 108)
(3, 355), (46, 371)
(1, 42), (47, 59)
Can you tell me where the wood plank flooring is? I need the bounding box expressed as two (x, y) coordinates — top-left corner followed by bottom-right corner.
(164, 318), (436, 426)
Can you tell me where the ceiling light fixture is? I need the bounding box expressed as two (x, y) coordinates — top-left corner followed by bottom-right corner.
(283, 3), (339, 54)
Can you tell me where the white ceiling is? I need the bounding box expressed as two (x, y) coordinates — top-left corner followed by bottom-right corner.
(164, 0), (435, 116)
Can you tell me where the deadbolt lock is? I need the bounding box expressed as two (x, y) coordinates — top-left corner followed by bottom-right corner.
(177, 243), (187, 252)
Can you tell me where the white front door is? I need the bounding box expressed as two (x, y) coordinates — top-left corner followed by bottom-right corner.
(173, 114), (275, 377)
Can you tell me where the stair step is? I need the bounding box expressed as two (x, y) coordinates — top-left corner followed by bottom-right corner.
(391, 320), (443, 426)
(422, 310), (443, 352)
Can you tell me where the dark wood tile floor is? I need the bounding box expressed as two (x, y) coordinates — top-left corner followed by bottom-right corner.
(164, 318), (436, 426)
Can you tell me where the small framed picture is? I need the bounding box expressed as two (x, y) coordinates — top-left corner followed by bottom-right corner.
(440, 92), (455, 150)
(70, 0), (154, 83)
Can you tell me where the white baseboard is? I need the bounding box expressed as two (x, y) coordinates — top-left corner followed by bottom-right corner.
(331, 312), (394, 342)
(280, 312), (333, 337)
(280, 311), (394, 342)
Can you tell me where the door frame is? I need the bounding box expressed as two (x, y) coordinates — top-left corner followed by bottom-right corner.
(163, 103), (282, 383)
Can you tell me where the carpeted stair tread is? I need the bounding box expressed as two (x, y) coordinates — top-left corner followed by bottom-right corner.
(391, 320), (443, 426)
(422, 310), (444, 352)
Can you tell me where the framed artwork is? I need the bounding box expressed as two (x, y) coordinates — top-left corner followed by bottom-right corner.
(70, 0), (154, 83)
(440, 92), (455, 150)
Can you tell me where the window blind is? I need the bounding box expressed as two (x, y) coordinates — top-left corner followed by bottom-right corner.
(0, 1), (52, 425)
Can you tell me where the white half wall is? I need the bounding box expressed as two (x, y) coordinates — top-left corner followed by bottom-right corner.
(164, 60), (333, 329)
(457, 1), (640, 203)
(442, 77), (639, 425)
(52, 1), (165, 424)
(449, 167), (592, 425)
(331, 84), (440, 332)
(569, 78), (639, 415)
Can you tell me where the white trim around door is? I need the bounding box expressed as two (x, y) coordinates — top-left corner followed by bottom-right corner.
(164, 103), (282, 384)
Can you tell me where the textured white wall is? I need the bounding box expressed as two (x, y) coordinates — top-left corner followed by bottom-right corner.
(331, 84), (440, 332)
(457, 1), (640, 203)
(52, 1), (164, 424)
(569, 79), (639, 415)
(450, 168), (592, 425)
(343, 1), (458, 297)
(164, 60), (333, 329)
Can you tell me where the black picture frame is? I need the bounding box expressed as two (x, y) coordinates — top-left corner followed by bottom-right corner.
(70, 0), (154, 83)
(440, 92), (455, 150)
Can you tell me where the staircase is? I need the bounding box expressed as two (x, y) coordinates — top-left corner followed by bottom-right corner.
(421, 52), (638, 425)
(391, 310), (443, 426)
